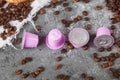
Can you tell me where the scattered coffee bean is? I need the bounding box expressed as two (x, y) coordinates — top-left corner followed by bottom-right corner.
(108, 61), (113, 66)
(87, 76), (94, 80)
(73, 0), (79, 3)
(94, 57), (101, 62)
(15, 69), (23, 75)
(82, 11), (88, 16)
(86, 24), (92, 30)
(67, 43), (74, 49)
(65, 7), (72, 12)
(56, 74), (70, 80)
(84, 17), (90, 21)
(111, 25), (116, 30)
(63, 2), (69, 7)
(77, 15), (82, 20)
(54, 11), (60, 15)
(30, 72), (37, 78)
(81, 73), (86, 78)
(96, 5), (103, 10)
(101, 63), (109, 68)
(61, 48), (67, 54)
(15, 37), (22, 44)
(37, 66), (45, 72)
(40, 8), (46, 15)
(20, 59), (26, 65)
(82, 45), (88, 50)
(55, 64), (63, 70)
(34, 70), (41, 75)
(98, 47), (104, 52)
(25, 57), (33, 62)
(35, 25), (41, 31)
(106, 47), (112, 52)
(21, 73), (29, 79)
(56, 56), (62, 62)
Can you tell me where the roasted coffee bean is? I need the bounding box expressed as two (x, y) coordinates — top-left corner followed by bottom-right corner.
(87, 76), (94, 80)
(101, 63), (109, 68)
(73, 18), (79, 23)
(111, 25), (116, 30)
(20, 59), (26, 65)
(56, 56), (62, 62)
(93, 53), (97, 58)
(67, 43), (74, 49)
(77, 15), (82, 20)
(73, 0), (79, 3)
(63, 2), (69, 7)
(106, 47), (112, 51)
(54, 11), (60, 15)
(109, 68), (116, 74)
(65, 7), (72, 12)
(82, 11), (88, 16)
(114, 53), (119, 58)
(84, 17), (90, 21)
(82, 45), (88, 50)
(30, 72), (37, 78)
(101, 57), (107, 61)
(25, 57), (33, 62)
(61, 19), (67, 24)
(86, 24), (92, 30)
(108, 61), (113, 66)
(35, 25), (41, 31)
(40, 8), (46, 15)
(56, 74), (70, 80)
(37, 66), (45, 72)
(81, 73), (86, 78)
(34, 70), (41, 75)
(15, 37), (22, 44)
(94, 57), (101, 62)
(21, 73), (29, 79)
(15, 69), (23, 75)
(98, 47), (104, 52)
(55, 64), (63, 70)
(96, 5), (103, 10)
(61, 49), (67, 54)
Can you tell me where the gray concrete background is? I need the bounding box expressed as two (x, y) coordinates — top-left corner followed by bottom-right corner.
(0, 0), (120, 80)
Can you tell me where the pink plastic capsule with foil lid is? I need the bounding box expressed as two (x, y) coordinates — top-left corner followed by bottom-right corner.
(46, 29), (65, 50)
(68, 28), (90, 48)
(94, 27), (114, 48)
(21, 31), (39, 49)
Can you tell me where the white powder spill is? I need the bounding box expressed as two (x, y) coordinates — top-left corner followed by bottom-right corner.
(0, 0), (51, 49)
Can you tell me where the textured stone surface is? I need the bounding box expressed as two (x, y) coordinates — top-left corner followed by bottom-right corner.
(0, 0), (120, 80)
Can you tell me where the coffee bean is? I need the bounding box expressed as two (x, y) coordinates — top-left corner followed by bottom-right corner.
(87, 76), (94, 80)
(81, 73), (86, 78)
(63, 2), (69, 7)
(101, 63), (109, 68)
(21, 73), (29, 79)
(61, 49), (67, 54)
(37, 66), (45, 72)
(98, 48), (104, 52)
(67, 43), (74, 49)
(101, 57), (107, 61)
(65, 7), (72, 12)
(93, 53), (98, 58)
(94, 57), (101, 62)
(20, 59), (26, 65)
(55, 64), (63, 70)
(73, 18), (79, 23)
(56, 74), (70, 80)
(15, 69), (23, 75)
(73, 0), (79, 3)
(56, 56), (62, 62)
(109, 68), (116, 74)
(40, 8), (46, 15)
(54, 11), (60, 15)
(34, 70), (41, 75)
(30, 72), (37, 78)
(111, 25), (116, 30)
(15, 37), (22, 44)
(77, 15), (82, 20)
(82, 45), (88, 50)
(96, 5), (103, 10)
(108, 61), (113, 66)
(35, 25), (41, 31)
(82, 11), (88, 16)
(25, 57), (33, 62)
(86, 24), (92, 30)
(106, 47), (112, 51)
(84, 17), (90, 21)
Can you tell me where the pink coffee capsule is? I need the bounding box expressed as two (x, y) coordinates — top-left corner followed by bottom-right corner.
(68, 28), (90, 48)
(94, 27), (114, 48)
(21, 30), (39, 49)
(46, 29), (65, 50)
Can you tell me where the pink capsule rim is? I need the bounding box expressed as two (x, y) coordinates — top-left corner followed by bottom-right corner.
(46, 34), (65, 50)
(94, 35), (114, 48)
(68, 28), (90, 48)
(21, 30), (26, 49)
